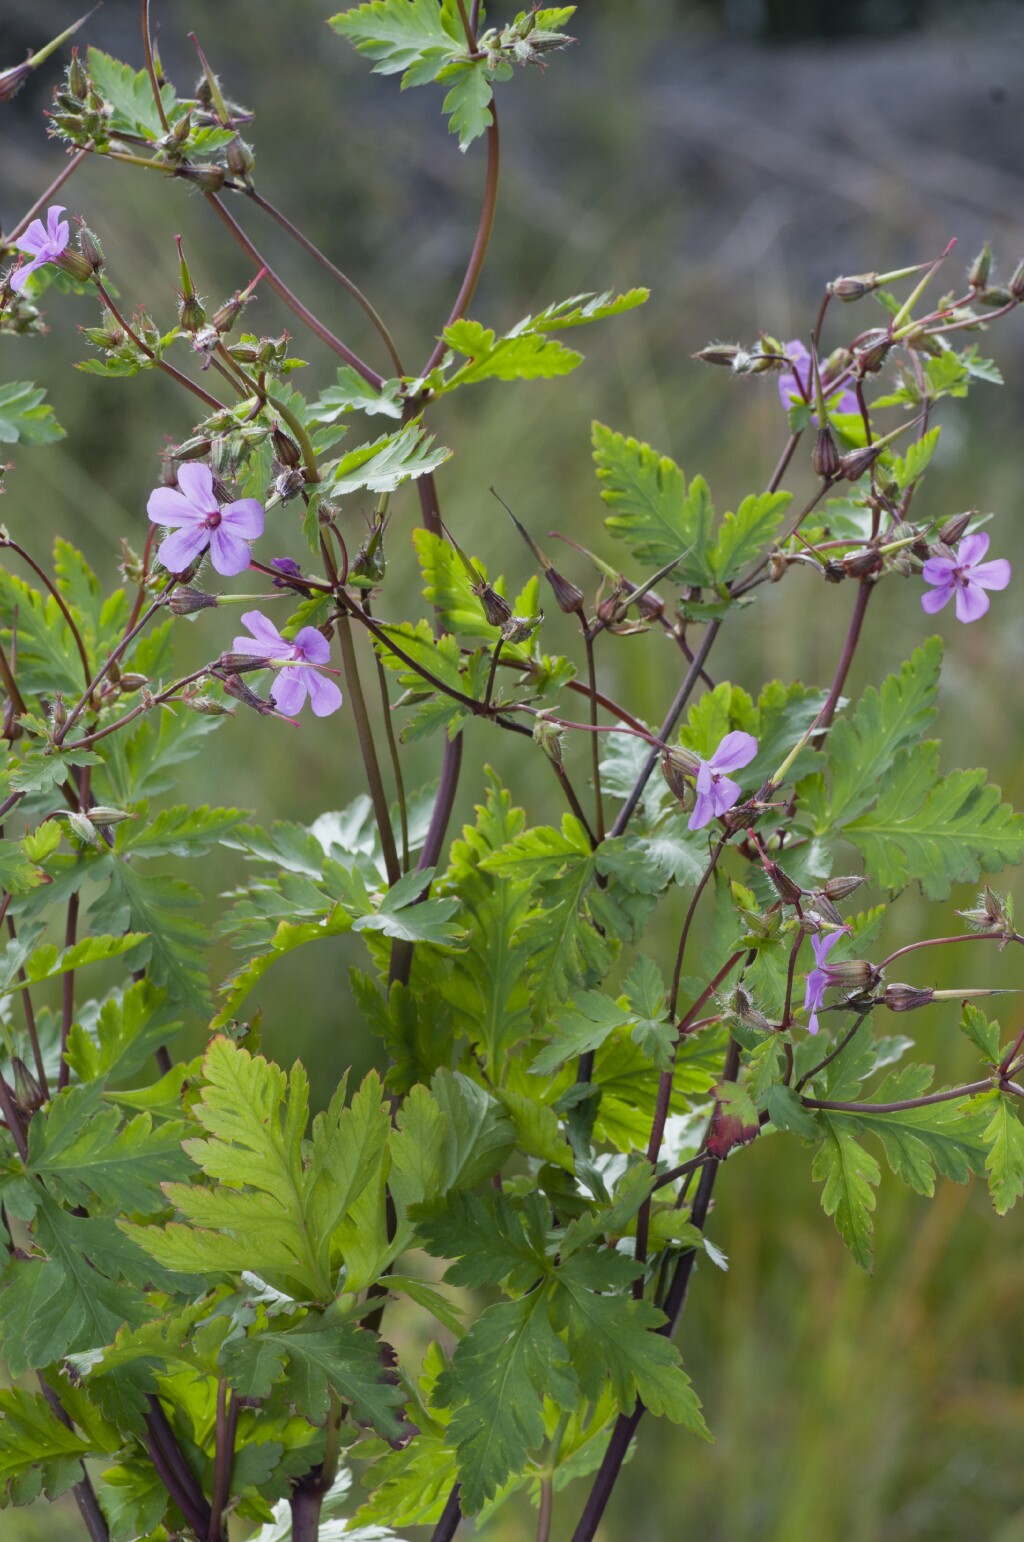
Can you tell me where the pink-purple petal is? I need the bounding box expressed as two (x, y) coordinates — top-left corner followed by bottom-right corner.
(688, 791), (716, 831)
(710, 772), (742, 817)
(157, 524), (210, 573)
(208, 528), (253, 577)
(920, 584), (951, 614)
(955, 583), (990, 624)
(971, 558), (1011, 592)
(147, 485), (201, 528)
(956, 531), (989, 567)
(175, 462), (216, 511)
(293, 626), (331, 664)
(811, 929), (844, 967)
(921, 556), (955, 584)
(45, 205), (67, 245)
(9, 256), (45, 293)
(709, 730), (759, 774)
(235, 611), (288, 654)
(305, 670), (344, 717)
(270, 669), (307, 716)
(15, 218), (50, 257)
(220, 499), (265, 539)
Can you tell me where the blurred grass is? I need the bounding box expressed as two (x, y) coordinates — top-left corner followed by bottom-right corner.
(4, 0), (1024, 1536)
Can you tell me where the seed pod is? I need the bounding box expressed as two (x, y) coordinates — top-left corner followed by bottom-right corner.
(693, 343), (741, 367)
(272, 426), (301, 469)
(12, 1058), (44, 1111)
(724, 986), (773, 1033)
(221, 672), (275, 714)
(978, 285), (1014, 308)
(500, 613), (540, 645)
(226, 136), (254, 178)
(763, 858), (803, 906)
(812, 426), (840, 479)
(76, 224), (104, 274)
(168, 587), (219, 615)
(882, 983), (934, 1012)
(822, 874), (867, 902)
(474, 583), (513, 629)
(842, 546), (882, 579)
(544, 567), (585, 615)
(938, 511), (973, 545)
(827, 272), (879, 301)
(854, 330), (892, 374)
(178, 163), (226, 193)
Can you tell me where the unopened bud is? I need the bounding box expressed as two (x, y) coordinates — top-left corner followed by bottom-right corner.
(118, 672), (149, 692)
(533, 715), (564, 765)
(475, 583), (513, 629)
(693, 343), (741, 367)
(168, 586), (219, 615)
(812, 426), (841, 479)
(272, 426), (301, 468)
(822, 874), (868, 902)
(182, 689), (232, 716)
(0, 60), (33, 103)
(178, 163), (226, 193)
(12, 1056), (43, 1111)
(221, 672), (274, 714)
(67, 811), (100, 848)
(882, 982), (934, 1013)
(838, 443), (883, 482)
(827, 272), (879, 302)
(171, 436), (213, 462)
(1009, 260), (1024, 300)
(51, 695), (67, 729)
(216, 652), (270, 673)
(842, 545), (882, 579)
(76, 224), (104, 274)
(977, 285), (1013, 308)
(724, 986), (773, 1033)
(763, 858), (803, 906)
(226, 137), (254, 178)
(938, 511), (973, 545)
(88, 806), (131, 825)
(544, 567), (585, 614)
(171, 109), (192, 146)
(853, 330), (892, 375)
(274, 469), (305, 502)
(967, 242), (992, 290)
(68, 48), (88, 100)
(822, 347), (853, 383)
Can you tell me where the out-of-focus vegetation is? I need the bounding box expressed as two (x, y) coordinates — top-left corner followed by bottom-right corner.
(4, 0), (1024, 1536)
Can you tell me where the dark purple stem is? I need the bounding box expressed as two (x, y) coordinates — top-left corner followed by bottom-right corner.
(420, 108), (500, 377)
(430, 1482), (464, 1542)
(818, 578), (873, 731)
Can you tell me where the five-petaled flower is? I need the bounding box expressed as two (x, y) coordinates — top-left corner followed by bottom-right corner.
(777, 339), (859, 419)
(803, 929), (846, 1036)
(921, 530), (1011, 624)
(232, 611), (343, 718)
(9, 204), (70, 292)
(148, 463), (264, 577)
(688, 731), (759, 832)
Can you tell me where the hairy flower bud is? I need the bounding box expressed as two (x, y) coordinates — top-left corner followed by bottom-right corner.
(967, 242), (992, 290)
(693, 343), (741, 367)
(838, 443), (884, 482)
(882, 982), (934, 1013)
(938, 511), (973, 546)
(66, 811), (101, 848)
(88, 806), (131, 826)
(216, 652), (270, 674)
(827, 272), (879, 301)
(812, 425), (840, 479)
(763, 858), (803, 906)
(823, 874), (868, 903)
(68, 47), (88, 100)
(226, 136), (254, 178)
(853, 330), (892, 375)
(168, 586), (219, 615)
(118, 673), (150, 692)
(1009, 260), (1024, 300)
(533, 715), (564, 765)
(182, 689), (233, 716)
(956, 885), (1014, 941)
(76, 223), (104, 274)
(723, 986), (773, 1034)
(977, 285), (1013, 308)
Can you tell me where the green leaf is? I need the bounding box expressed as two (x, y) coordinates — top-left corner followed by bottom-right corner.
(439, 319), (581, 390)
(706, 491), (792, 585)
(26, 1084), (189, 1214)
(765, 1083), (819, 1139)
(64, 979), (177, 1085)
(0, 838), (47, 896)
(889, 426), (941, 491)
(329, 0), (458, 79)
(0, 382), (64, 446)
(416, 1189), (548, 1289)
(325, 423), (450, 494)
(434, 1290), (576, 1512)
(308, 366), (403, 421)
(0, 1388), (92, 1507)
(222, 1309), (406, 1437)
(90, 865), (210, 1011)
(594, 421), (714, 579)
(844, 747), (1024, 900)
(0, 932), (145, 998)
(513, 288), (649, 331)
(114, 803), (246, 858)
(812, 1117), (880, 1269)
(440, 61), (494, 152)
(86, 47), (177, 137)
(530, 991), (629, 1075)
(959, 1001), (1002, 1062)
(979, 1090), (1024, 1214)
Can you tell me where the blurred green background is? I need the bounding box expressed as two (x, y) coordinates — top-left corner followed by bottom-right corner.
(5, 0), (1024, 1536)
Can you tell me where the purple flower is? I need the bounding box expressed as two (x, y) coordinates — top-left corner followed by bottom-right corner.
(688, 731), (759, 831)
(147, 463), (264, 577)
(921, 531), (1011, 624)
(803, 929), (845, 1036)
(777, 339), (859, 419)
(270, 556), (305, 589)
(232, 611), (343, 718)
(10, 205), (70, 293)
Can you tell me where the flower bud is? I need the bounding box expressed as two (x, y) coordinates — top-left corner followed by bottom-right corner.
(882, 982), (934, 1013)
(168, 586), (219, 615)
(51, 694), (67, 729)
(67, 811), (100, 848)
(763, 858), (803, 906)
(76, 223), (104, 274)
(68, 48), (88, 100)
(822, 346), (853, 383)
(693, 343), (741, 367)
(838, 443), (884, 482)
(182, 689), (233, 716)
(88, 806), (131, 826)
(812, 425), (840, 479)
(226, 136), (254, 178)
(272, 426), (301, 469)
(842, 546), (882, 579)
(544, 566), (585, 614)
(474, 583), (512, 628)
(1009, 260), (1024, 300)
(171, 436), (214, 462)
(827, 272), (879, 302)
(967, 242), (992, 290)
(12, 1057), (44, 1112)
(171, 109), (193, 146)
(178, 291), (207, 333)
(118, 673), (149, 692)
(822, 874), (867, 902)
(853, 330), (892, 375)
(977, 285), (1014, 308)
(723, 986), (773, 1033)
(533, 715), (564, 765)
(177, 163), (226, 193)
(0, 61), (33, 104)
(937, 511), (971, 545)
(221, 672), (275, 714)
